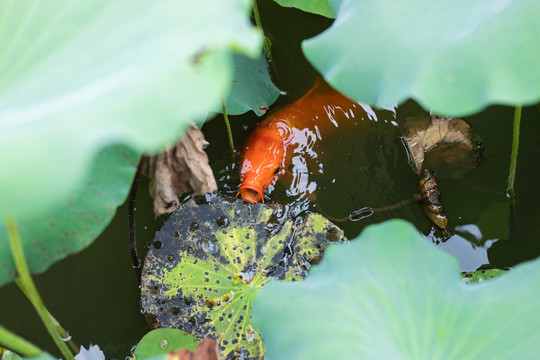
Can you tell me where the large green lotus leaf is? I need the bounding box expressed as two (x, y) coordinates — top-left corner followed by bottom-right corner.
(303, 0), (540, 116)
(0, 0), (261, 218)
(274, 0), (334, 18)
(217, 53), (280, 116)
(140, 194), (346, 359)
(0, 145), (138, 287)
(254, 219), (540, 359)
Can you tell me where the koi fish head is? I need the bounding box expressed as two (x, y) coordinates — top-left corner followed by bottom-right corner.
(237, 126), (285, 203)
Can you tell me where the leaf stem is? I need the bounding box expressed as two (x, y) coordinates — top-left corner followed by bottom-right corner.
(15, 279), (80, 355)
(129, 161), (142, 269)
(6, 217), (76, 360)
(252, 0), (273, 62)
(507, 105), (521, 199)
(0, 324), (43, 357)
(222, 97), (235, 151)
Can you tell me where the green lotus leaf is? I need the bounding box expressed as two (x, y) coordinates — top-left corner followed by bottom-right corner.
(218, 53), (280, 116)
(0, 0), (261, 219)
(303, 0), (540, 116)
(274, 0), (334, 18)
(134, 329), (198, 359)
(254, 219), (540, 359)
(0, 145), (138, 287)
(140, 194), (346, 359)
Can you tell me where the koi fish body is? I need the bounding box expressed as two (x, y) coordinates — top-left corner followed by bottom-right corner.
(238, 78), (370, 203)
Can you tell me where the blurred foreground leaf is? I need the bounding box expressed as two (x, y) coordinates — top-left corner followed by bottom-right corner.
(303, 0), (540, 116)
(0, 0), (261, 219)
(218, 53), (280, 117)
(274, 0), (334, 18)
(254, 219), (540, 359)
(0, 146), (137, 287)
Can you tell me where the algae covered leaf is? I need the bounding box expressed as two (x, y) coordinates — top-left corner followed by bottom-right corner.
(140, 194), (346, 359)
(461, 268), (509, 284)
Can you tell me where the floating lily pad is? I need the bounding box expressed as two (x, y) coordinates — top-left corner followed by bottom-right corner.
(303, 0), (540, 116)
(134, 329), (198, 359)
(0, 145), (138, 287)
(254, 220), (540, 359)
(274, 0), (334, 18)
(140, 194), (346, 359)
(0, 0), (261, 219)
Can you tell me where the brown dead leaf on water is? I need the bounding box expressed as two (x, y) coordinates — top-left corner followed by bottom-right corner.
(400, 114), (482, 178)
(418, 169), (448, 231)
(142, 123), (217, 216)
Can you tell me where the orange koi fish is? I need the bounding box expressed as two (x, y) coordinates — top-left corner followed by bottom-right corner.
(238, 77), (372, 203)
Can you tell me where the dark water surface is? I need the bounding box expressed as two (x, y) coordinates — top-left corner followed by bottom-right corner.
(1, 2), (539, 358)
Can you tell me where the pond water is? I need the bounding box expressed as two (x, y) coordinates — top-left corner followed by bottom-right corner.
(1, 2), (539, 359)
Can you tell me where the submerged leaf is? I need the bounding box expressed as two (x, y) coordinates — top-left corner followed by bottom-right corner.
(140, 194), (346, 359)
(400, 115), (481, 178)
(254, 220), (540, 359)
(143, 124), (218, 216)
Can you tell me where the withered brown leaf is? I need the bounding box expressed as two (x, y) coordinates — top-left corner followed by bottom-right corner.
(400, 114), (482, 178)
(143, 123), (218, 216)
(418, 169), (448, 231)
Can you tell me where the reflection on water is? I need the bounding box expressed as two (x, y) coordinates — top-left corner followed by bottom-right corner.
(431, 224), (497, 272)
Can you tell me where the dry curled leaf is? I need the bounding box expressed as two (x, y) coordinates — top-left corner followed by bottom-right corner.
(400, 114), (482, 178)
(418, 169), (448, 231)
(166, 339), (218, 360)
(143, 123), (217, 216)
